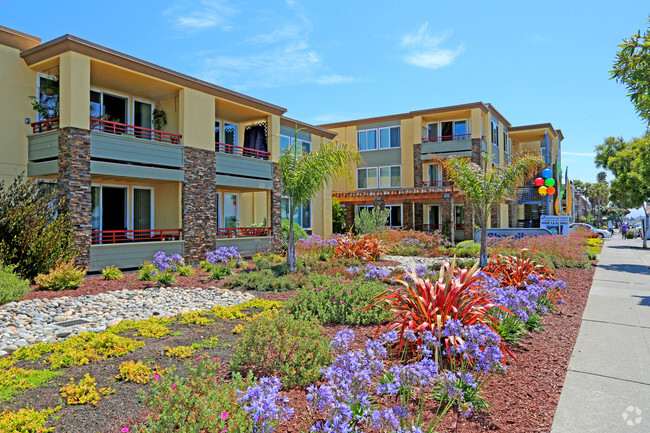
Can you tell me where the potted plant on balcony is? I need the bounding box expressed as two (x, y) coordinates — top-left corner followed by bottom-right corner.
(153, 106), (167, 131)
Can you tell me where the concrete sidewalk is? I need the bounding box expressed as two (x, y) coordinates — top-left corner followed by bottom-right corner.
(551, 233), (650, 432)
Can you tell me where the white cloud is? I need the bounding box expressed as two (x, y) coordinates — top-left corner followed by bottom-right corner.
(194, 3), (354, 89)
(400, 23), (463, 69)
(314, 74), (355, 85)
(164, 0), (236, 31)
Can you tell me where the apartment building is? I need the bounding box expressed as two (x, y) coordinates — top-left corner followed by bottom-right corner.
(320, 103), (563, 242)
(0, 25), (335, 271)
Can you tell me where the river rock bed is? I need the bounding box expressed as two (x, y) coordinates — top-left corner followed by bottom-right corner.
(0, 286), (254, 356)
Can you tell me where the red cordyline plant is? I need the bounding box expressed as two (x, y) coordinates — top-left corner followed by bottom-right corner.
(334, 233), (385, 262)
(367, 258), (511, 361)
(482, 249), (555, 289)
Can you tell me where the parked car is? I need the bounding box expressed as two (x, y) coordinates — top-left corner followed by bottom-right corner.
(569, 223), (612, 239)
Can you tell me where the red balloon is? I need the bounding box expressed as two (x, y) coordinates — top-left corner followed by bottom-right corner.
(534, 177), (544, 187)
(546, 186), (556, 195)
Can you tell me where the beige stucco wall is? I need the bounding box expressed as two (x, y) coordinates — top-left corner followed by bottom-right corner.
(154, 182), (181, 229)
(309, 134), (333, 238)
(400, 117), (415, 188)
(0, 44), (35, 186)
(59, 52), (90, 130)
(179, 88), (214, 150)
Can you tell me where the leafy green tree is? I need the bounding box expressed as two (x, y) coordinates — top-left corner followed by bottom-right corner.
(611, 15), (650, 124)
(595, 132), (650, 246)
(444, 154), (543, 267)
(354, 207), (390, 235)
(597, 171), (607, 184)
(331, 198), (346, 234)
(0, 177), (73, 279)
(279, 134), (359, 271)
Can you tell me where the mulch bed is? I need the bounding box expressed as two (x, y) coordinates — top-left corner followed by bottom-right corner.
(7, 264), (596, 432)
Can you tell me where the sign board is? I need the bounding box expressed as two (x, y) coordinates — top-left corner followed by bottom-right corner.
(540, 215), (570, 236)
(473, 228), (553, 243)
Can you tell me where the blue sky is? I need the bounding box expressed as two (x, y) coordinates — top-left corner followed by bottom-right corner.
(2, 0), (648, 183)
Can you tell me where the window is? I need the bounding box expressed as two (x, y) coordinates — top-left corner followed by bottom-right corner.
(359, 166), (399, 189)
(357, 129), (377, 151)
(224, 123), (237, 146)
(379, 166), (401, 187)
(215, 121), (220, 143)
(455, 204), (465, 227)
(91, 185), (128, 235)
(378, 126), (400, 149)
(282, 197), (311, 229)
(357, 205), (401, 227)
(280, 135), (311, 153)
(357, 167), (378, 189)
(89, 89), (129, 125)
(425, 121), (468, 141)
(36, 74), (59, 120)
(133, 187), (153, 231)
(427, 164), (441, 182)
(491, 120), (499, 146)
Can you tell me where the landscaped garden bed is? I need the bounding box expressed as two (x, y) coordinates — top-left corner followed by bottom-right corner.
(0, 228), (602, 432)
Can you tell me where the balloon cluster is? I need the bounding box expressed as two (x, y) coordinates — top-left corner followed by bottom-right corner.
(534, 168), (555, 195)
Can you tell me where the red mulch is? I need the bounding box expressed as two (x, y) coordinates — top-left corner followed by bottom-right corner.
(259, 266), (596, 433)
(21, 263), (259, 301)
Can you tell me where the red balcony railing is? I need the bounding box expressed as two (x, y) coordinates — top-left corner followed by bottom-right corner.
(31, 118), (60, 133)
(92, 229), (182, 244)
(422, 133), (471, 143)
(90, 118), (182, 144)
(422, 180), (455, 187)
(215, 227), (271, 238)
(215, 142), (270, 160)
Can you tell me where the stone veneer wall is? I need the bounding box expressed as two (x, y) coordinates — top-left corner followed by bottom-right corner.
(271, 163), (282, 245)
(413, 143), (423, 188)
(490, 205), (500, 228)
(441, 195), (455, 244)
(58, 127), (92, 268)
(183, 148), (217, 263)
(344, 203), (355, 232)
(414, 203), (423, 230)
(463, 203), (474, 241)
(471, 138), (482, 165)
(403, 199), (413, 229)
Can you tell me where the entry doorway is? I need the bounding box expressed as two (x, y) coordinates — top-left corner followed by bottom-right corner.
(101, 187), (127, 231)
(428, 204), (440, 229)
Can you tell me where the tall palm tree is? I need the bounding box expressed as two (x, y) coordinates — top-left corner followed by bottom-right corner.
(444, 154), (544, 267)
(279, 134), (360, 271)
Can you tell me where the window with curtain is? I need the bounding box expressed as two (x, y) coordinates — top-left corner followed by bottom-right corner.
(37, 75), (59, 120)
(224, 123), (237, 146)
(133, 188), (152, 231)
(244, 122), (268, 153)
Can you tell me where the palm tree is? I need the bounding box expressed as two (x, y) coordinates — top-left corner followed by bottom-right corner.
(444, 154), (544, 267)
(279, 134), (360, 271)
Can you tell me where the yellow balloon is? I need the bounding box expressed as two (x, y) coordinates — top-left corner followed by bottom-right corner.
(539, 186), (547, 195)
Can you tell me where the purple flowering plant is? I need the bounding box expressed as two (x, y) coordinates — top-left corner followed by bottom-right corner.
(150, 251), (185, 286)
(206, 246), (243, 268)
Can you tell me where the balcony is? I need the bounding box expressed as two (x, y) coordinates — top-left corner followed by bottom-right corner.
(422, 180), (454, 188)
(421, 134), (485, 159)
(91, 229), (182, 245)
(28, 117), (184, 180)
(215, 142), (273, 186)
(215, 142), (269, 160)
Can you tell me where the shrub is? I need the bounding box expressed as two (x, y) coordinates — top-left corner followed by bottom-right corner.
(101, 265), (123, 280)
(496, 314), (528, 345)
(0, 177), (73, 280)
(488, 233), (589, 268)
(177, 265), (195, 276)
(483, 250), (554, 288)
(206, 246), (242, 266)
(34, 259), (85, 291)
(0, 263), (31, 305)
(287, 274), (391, 325)
(223, 269), (298, 292)
(209, 265), (234, 280)
(332, 198), (346, 233)
(137, 358), (255, 433)
(369, 259), (506, 358)
(59, 373), (114, 405)
(230, 310), (331, 388)
(334, 232), (385, 261)
(138, 261), (156, 281)
(278, 219), (307, 251)
(375, 228), (449, 250)
(626, 231), (635, 239)
(252, 252), (284, 270)
(354, 207), (390, 235)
